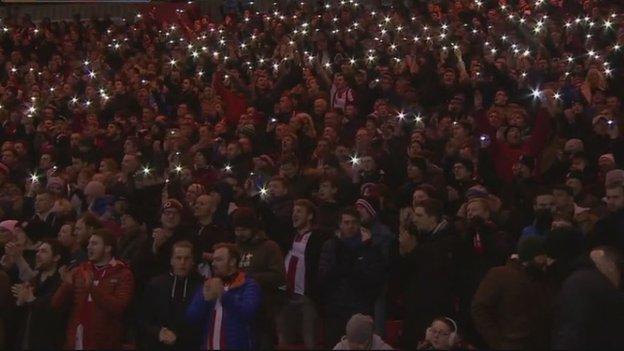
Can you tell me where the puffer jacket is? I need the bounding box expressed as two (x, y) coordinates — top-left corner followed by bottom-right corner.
(186, 272), (262, 350)
(51, 258), (134, 350)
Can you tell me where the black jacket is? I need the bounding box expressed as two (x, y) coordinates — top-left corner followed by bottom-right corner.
(286, 229), (328, 302)
(401, 220), (458, 348)
(139, 272), (203, 350)
(15, 272), (64, 350)
(317, 233), (384, 318)
(553, 263), (624, 349)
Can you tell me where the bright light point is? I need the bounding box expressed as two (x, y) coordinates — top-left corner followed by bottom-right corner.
(350, 155), (360, 165)
(604, 20), (612, 29)
(224, 165), (232, 172)
(142, 167), (151, 175)
(30, 173), (39, 183)
(531, 88), (542, 99)
(259, 187), (268, 197)
(604, 68), (613, 76)
(71, 97), (78, 104)
(397, 112), (405, 120)
(84, 60), (90, 66)
(88, 71), (96, 79)
(175, 165), (183, 173)
(554, 92), (561, 100)
(169, 59), (177, 66)
(614, 44), (621, 51)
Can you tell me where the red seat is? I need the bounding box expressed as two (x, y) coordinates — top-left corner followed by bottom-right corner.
(385, 320), (403, 348)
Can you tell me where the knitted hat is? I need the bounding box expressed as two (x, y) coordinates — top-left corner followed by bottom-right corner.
(345, 314), (374, 345)
(162, 198), (183, 213)
(232, 207), (258, 229)
(0, 220), (18, 233)
(356, 197), (379, 218)
(239, 124), (256, 138)
(518, 236), (546, 262)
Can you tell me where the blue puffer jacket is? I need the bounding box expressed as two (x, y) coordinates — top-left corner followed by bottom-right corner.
(186, 272), (262, 350)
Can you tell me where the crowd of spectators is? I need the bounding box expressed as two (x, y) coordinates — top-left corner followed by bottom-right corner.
(1, 0), (624, 349)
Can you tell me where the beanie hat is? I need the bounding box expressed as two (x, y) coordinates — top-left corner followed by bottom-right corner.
(162, 198), (184, 212)
(232, 207), (258, 229)
(346, 314), (374, 345)
(356, 197), (379, 218)
(239, 124), (256, 138)
(517, 236), (546, 262)
(0, 220), (18, 233)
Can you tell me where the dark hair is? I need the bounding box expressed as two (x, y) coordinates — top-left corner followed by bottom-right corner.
(40, 238), (66, 263)
(339, 206), (360, 223)
(213, 243), (241, 266)
(91, 228), (117, 253)
(79, 212), (103, 230)
(294, 199), (317, 220)
(415, 198), (444, 221)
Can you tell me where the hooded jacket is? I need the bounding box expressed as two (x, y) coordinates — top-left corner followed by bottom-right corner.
(51, 258), (134, 350)
(140, 271), (203, 349)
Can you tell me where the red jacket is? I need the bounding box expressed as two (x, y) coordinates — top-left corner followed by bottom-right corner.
(213, 71), (248, 127)
(52, 258), (134, 349)
(477, 108), (551, 183)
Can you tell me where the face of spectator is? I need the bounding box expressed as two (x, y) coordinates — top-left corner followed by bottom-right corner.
(35, 193), (54, 215)
(226, 143), (240, 160)
(565, 178), (583, 196)
(121, 155), (139, 174)
(313, 99), (328, 117)
(14, 142), (26, 156)
(570, 157), (586, 172)
(186, 184), (204, 206)
(361, 156), (376, 172)
(35, 242), (58, 271)
(57, 224), (76, 249)
(413, 206), (438, 232)
(268, 180), (287, 198)
(553, 189), (573, 209)
(534, 194), (555, 212)
(279, 96), (293, 112)
(211, 247), (237, 278)
(466, 201), (490, 220)
(453, 163), (470, 181)
(87, 235), (110, 263)
(606, 186), (624, 213)
(339, 213), (360, 238)
(194, 194), (215, 219)
(161, 208), (181, 230)
(317, 181), (337, 202)
(39, 153), (53, 170)
(428, 320), (453, 350)
(119, 212), (139, 233)
(234, 226), (254, 244)
(505, 127), (521, 146)
(280, 162), (298, 178)
(171, 246), (193, 277)
(292, 204), (312, 230)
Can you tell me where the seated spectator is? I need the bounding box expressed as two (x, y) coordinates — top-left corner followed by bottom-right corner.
(417, 317), (463, 350)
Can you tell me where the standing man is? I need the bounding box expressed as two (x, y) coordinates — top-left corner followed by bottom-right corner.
(52, 229), (135, 349)
(12, 239), (65, 349)
(232, 207), (285, 348)
(277, 199), (328, 349)
(399, 199), (457, 348)
(140, 240), (203, 349)
(317, 207), (384, 347)
(471, 236), (553, 349)
(186, 243), (262, 350)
